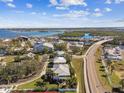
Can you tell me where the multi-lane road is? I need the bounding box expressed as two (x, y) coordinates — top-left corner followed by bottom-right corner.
(84, 39), (112, 93)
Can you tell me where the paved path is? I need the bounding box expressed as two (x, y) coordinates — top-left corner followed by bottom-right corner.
(84, 39), (112, 93)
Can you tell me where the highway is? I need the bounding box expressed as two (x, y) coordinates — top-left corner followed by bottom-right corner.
(84, 39), (112, 93)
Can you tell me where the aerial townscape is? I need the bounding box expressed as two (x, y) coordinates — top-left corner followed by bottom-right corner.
(0, 0), (124, 93)
(0, 28), (124, 93)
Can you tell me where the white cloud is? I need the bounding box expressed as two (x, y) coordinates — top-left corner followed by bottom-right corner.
(93, 12), (103, 17)
(31, 12), (37, 15)
(93, 8), (103, 17)
(105, 0), (124, 4)
(26, 3), (33, 8)
(14, 10), (24, 13)
(7, 3), (16, 8)
(82, 2), (87, 7)
(50, 0), (58, 5)
(0, 0), (13, 3)
(42, 12), (46, 16)
(53, 10), (90, 18)
(56, 6), (69, 10)
(105, 0), (112, 4)
(50, 0), (87, 7)
(60, 0), (84, 6)
(115, 0), (124, 3)
(94, 8), (101, 12)
(104, 7), (112, 12)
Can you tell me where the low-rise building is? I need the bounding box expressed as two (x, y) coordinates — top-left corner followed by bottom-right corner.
(33, 42), (44, 53)
(53, 57), (66, 64)
(81, 33), (94, 40)
(43, 42), (54, 50)
(52, 64), (70, 79)
(104, 47), (122, 61)
(56, 51), (65, 57)
(0, 48), (7, 56)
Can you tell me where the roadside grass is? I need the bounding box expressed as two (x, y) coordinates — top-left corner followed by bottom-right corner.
(95, 47), (121, 91)
(110, 72), (120, 86)
(95, 48), (112, 90)
(71, 56), (85, 93)
(95, 58), (112, 90)
(2, 55), (15, 62)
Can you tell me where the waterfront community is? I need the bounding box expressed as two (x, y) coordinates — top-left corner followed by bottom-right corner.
(0, 28), (124, 93)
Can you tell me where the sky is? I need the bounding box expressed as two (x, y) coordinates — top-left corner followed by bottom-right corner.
(0, 0), (124, 28)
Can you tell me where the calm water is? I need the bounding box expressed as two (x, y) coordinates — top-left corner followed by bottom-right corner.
(0, 30), (63, 39)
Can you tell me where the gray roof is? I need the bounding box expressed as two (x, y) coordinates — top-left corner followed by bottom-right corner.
(52, 64), (70, 77)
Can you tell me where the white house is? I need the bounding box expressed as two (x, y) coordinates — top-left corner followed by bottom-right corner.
(0, 87), (12, 93)
(53, 57), (66, 64)
(27, 52), (35, 58)
(43, 42), (54, 50)
(56, 51), (65, 56)
(52, 64), (70, 79)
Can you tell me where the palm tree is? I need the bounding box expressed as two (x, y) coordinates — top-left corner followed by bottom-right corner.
(35, 80), (46, 89)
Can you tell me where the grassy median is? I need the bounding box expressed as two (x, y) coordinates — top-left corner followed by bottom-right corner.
(95, 47), (112, 90)
(71, 56), (85, 93)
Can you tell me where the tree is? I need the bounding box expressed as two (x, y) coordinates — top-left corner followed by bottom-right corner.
(54, 43), (67, 51)
(120, 79), (124, 89)
(14, 56), (21, 62)
(35, 80), (46, 88)
(65, 53), (72, 63)
(71, 46), (81, 54)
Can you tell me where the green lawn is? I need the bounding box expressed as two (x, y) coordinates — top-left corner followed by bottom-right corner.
(71, 56), (85, 93)
(65, 92), (76, 93)
(17, 78), (41, 89)
(17, 78), (58, 90)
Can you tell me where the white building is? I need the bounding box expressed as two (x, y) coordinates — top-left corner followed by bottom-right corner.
(105, 47), (122, 61)
(43, 42), (54, 50)
(53, 57), (66, 64)
(52, 64), (70, 79)
(56, 51), (65, 56)
(0, 87), (12, 93)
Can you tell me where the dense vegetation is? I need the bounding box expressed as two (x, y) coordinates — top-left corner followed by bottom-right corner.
(61, 30), (124, 45)
(0, 38), (46, 85)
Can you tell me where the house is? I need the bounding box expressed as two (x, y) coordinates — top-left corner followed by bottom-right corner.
(104, 47), (122, 61)
(0, 87), (12, 93)
(27, 52), (35, 58)
(33, 42), (44, 53)
(52, 64), (70, 79)
(0, 48), (7, 56)
(18, 36), (29, 41)
(43, 42), (54, 50)
(53, 57), (66, 64)
(33, 42), (54, 53)
(56, 51), (65, 57)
